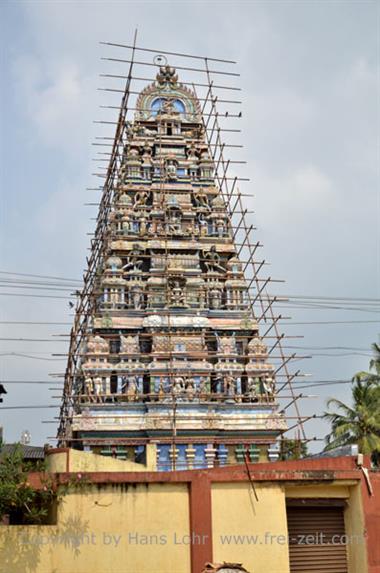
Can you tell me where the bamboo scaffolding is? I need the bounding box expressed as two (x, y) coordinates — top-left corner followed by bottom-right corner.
(57, 36), (306, 452)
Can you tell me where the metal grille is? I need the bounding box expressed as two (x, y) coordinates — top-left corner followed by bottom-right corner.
(287, 505), (348, 573)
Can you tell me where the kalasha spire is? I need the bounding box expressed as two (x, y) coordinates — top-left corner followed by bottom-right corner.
(58, 64), (287, 470)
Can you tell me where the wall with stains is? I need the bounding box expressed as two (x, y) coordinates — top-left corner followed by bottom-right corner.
(211, 482), (290, 573)
(0, 483), (191, 573)
(0, 455), (378, 573)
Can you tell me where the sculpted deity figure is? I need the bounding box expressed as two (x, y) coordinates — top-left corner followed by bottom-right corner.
(187, 144), (198, 163)
(192, 221), (200, 238)
(198, 377), (208, 400)
(167, 210), (182, 234)
(133, 190), (149, 209)
(166, 159), (177, 180)
(108, 208), (118, 226)
(142, 142), (152, 159)
(247, 377), (259, 402)
(215, 373), (224, 394)
(172, 376), (185, 397)
(218, 335), (237, 355)
(162, 98), (176, 114)
(216, 217), (226, 237)
(158, 378), (165, 401)
(224, 373), (236, 396)
(262, 376), (275, 400)
(169, 280), (186, 307)
(123, 245), (144, 272)
(121, 376), (128, 394)
(93, 376), (103, 402)
(184, 221), (194, 236)
(139, 216), (148, 236)
(198, 214), (208, 237)
(156, 221), (164, 235)
(121, 213), (132, 235)
(209, 287), (222, 310)
(203, 246), (225, 274)
(197, 126), (206, 139)
(126, 375), (138, 401)
(126, 123), (139, 139)
(194, 189), (210, 210)
(84, 376), (95, 403)
(147, 220), (156, 235)
(109, 288), (120, 305)
(185, 378), (195, 401)
(130, 285), (144, 310)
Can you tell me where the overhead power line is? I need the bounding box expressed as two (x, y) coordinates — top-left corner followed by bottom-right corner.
(0, 378), (353, 386)
(0, 405), (59, 410)
(0, 271), (378, 303)
(0, 322), (71, 325)
(0, 271), (82, 283)
(0, 353), (65, 361)
(1, 319), (378, 326)
(0, 290), (379, 315)
(285, 320), (380, 325)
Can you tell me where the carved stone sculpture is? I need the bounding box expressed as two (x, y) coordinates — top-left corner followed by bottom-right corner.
(123, 245), (144, 272)
(120, 335), (139, 354)
(224, 374), (235, 396)
(194, 189), (210, 210)
(209, 287), (222, 309)
(203, 246), (225, 274)
(133, 190), (149, 209)
(218, 335), (237, 355)
(172, 376), (185, 398)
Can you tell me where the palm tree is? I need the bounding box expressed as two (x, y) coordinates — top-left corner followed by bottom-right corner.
(369, 342), (380, 376)
(354, 342), (380, 382)
(324, 374), (380, 457)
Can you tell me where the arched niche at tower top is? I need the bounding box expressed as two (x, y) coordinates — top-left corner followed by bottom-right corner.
(135, 65), (202, 123)
(151, 97), (186, 116)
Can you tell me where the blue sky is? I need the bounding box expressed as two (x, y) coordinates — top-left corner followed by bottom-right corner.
(0, 0), (379, 450)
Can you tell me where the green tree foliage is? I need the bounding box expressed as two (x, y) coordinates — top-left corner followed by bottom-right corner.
(324, 342), (380, 463)
(0, 444), (55, 524)
(279, 438), (308, 460)
(0, 444), (91, 524)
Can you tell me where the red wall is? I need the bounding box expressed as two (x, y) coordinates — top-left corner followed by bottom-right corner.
(40, 451), (380, 573)
(363, 471), (380, 573)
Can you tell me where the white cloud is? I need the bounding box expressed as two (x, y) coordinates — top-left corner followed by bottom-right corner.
(248, 88), (315, 135)
(12, 55), (96, 157)
(2, 0), (378, 448)
(254, 163), (335, 230)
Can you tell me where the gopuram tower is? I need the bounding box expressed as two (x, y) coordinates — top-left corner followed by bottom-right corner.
(58, 63), (288, 470)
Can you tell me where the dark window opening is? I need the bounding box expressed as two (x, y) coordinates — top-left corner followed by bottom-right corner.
(110, 371), (118, 394)
(109, 339), (120, 354)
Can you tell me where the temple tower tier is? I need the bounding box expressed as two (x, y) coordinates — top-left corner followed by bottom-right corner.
(61, 65), (286, 469)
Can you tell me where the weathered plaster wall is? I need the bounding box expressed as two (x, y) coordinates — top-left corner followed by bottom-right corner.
(345, 483), (368, 573)
(47, 446), (156, 473)
(0, 456), (376, 573)
(211, 482), (290, 573)
(0, 483), (190, 573)
(363, 472), (380, 573)
(285, 483), (351, 498)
